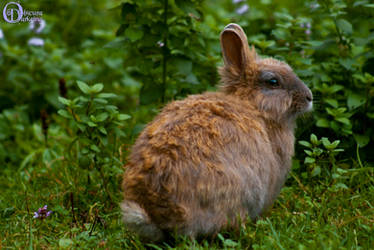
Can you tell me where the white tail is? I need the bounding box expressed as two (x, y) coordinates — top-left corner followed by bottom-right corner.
(121, 200), (164, 242)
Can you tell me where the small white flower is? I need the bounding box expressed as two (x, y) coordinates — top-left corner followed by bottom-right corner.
(29, 18), (46, 34)
(28, 37), (44, 46)
(236, 4), (249, 15)
(306, 22), (311, 29)
(310, 3), (320, 9)
(157, 41), (164, 47)
(0, 29), (4, 40)
(232, 0), (244, 3)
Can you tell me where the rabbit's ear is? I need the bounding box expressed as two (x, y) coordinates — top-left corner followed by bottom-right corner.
(220, 23), (253, 73)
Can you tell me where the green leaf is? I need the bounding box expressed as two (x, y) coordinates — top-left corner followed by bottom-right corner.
(77, 81), (91, 94)
(58, 110), (72, 119)
(223, 239), (239, 247)
(330, 140), (340, 149)
(310, 134), (319, 145)
(93, 98), (108, 104)
(354, 134), (370, 148)
(99, 127), (107, 135)
(97, 93), (117, 99)
(325, 140), (340, 150)
(58, 97), (71, 106)
(329, 85), (344, 93)
(304, 150), (313, 156)
(91, 83), (104, 93)
(324, 98), (338, 108)
(316, 118), (330, 128)
(339, 58), (355, 70)
(96, 112), (109, 122)
(335, 117), (350, 125)
(333, 183), (348, 190)
(347, 93), (366, 109)
(174, 58), (193, 76)
(313, 148), (324, 156)
(87, 121), (97, 127)
(125, 27), (144, 42)
(337, 19), (353, 35)
(311, 166), (321, 177)
(19, 151), (37, 170)
(326, 107), (337, 116)
(118, 114), (131, 121)
(299, 141), (312, 148)
(77, 123), (86, 132)
(304, 157), (315, 164)
(90, 144), (101, 153)
(321, 137), (331, 148)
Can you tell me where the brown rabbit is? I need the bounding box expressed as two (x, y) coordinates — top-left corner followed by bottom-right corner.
(121, 23), (313, 242)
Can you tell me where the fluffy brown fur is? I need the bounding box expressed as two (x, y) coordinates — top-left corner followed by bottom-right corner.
(121, 23), (313, 242)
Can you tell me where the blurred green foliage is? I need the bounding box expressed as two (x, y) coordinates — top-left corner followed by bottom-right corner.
(0, 0), (373, 248)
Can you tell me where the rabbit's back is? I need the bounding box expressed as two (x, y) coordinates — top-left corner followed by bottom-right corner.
(122, 92), (291, 238)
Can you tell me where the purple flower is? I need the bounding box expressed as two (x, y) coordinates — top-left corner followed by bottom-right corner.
(236, 4), (249, 15)
(232, 0), (244, 3)
(33, 205), (52, 219)
(306, 22), (311, 29)
(305, 29), (311, 35)
(0, 29), (4, 40)
(157, 41), (164, 47)
(28, 37), (44, 46)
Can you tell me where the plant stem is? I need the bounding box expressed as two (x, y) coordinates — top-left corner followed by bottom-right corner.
(161, 0), (168, 103)
(25, 191), (33, 250)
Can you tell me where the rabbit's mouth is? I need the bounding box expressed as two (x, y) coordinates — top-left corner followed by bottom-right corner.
(291, 84), (313, 115)
(292, 96), (313, 116)
(306, 100), (313, 112)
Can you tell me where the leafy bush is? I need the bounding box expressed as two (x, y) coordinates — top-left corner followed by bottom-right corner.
(58, 81), (130, 201)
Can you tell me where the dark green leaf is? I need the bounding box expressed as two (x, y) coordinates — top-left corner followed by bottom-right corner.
(347, 93), (366, 109)
(337, 19), (353, 35)
(354, 134), (370, 148)
(96, 113), (109, 122)
(316, 118), (330, 128)
(125, 27), (144, 42)
(90, 144), (100, 153)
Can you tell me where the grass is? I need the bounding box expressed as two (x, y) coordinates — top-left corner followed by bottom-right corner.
(0, 114), (373, 249)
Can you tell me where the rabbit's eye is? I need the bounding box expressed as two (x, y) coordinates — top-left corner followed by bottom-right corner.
(267, 78), (279, 86)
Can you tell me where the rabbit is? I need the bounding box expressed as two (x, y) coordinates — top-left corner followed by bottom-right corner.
(121, 23), (313, 242)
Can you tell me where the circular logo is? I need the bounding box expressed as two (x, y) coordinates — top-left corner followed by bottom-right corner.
(3, 2), (23, 23)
